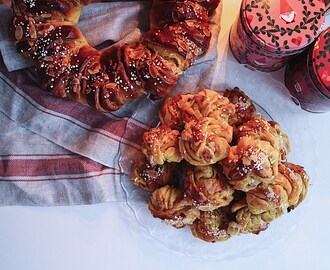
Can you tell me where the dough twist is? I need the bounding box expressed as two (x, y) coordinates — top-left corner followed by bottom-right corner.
(221, 137), (280, 192)
(148, 185), (200, 228)
(130, 153), (180, 192)
(10, 0), (221, 111)
(184, 164), (234, 211)
(179, 116), (232, 166)
(142, 125), (182, 165)
(191, 208), (231, 242)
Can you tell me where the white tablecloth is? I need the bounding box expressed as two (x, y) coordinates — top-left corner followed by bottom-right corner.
(0, 1), (329, 269)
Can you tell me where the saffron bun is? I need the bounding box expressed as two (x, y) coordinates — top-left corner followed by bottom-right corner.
(10, 0), (221, 111)
(130, 153), (180, 192)
(131, 88), (310, 244)
(183, 164), (235, 211)
(148, 185), (200, 228)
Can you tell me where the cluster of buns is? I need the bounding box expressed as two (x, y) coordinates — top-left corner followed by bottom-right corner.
(9, 0), (221, 111)
(131, 88), (310, 242)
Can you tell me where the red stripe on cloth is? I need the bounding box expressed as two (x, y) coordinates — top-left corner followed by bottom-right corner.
(0, 64), (148, 146)
(0, 73), (126, 140)
(0, 153), (78, 158)
(120, 121), (145, 147)
(0, 156), (116, 178)
(1, 63), (119, 127)
(0, 57), (148, 140)
(0, 171), (122, 182)
(0, 73), (146, 151)
(0, 58), (153, 159)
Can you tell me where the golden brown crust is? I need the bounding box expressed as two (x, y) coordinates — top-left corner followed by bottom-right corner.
(151, 0), (220, 18)
(148, 185), (200, 228)
(10, 0), (221, 111)
(158, 89), (235, 131)
(221, 137), (280, 192)
(138, 89), (310, 242)
(184, 164), (234, 211)
(11, 0), (90, 24)
(246, 182), (289, 215)
(227, 206), (271, 235)
(142, 125), (183, 165)
(143, 20), (211, 71)
(183, 89), (236, 123)
(234, 114), (281, 153)
(224, 87), (256, 126)
(120, 43), (181, 100)
(191, 208), (231, 242)
(234, 114), (291, 162)
(179, 117), (232, 166)
(277, 162), (309, 210)
(158, 93), (195, 130)
(130, 153), (180, 192)
(269, 121), (291, 160)
(101, 44), (146, 101)
(150, 0), (209, 29)
(226, 164), (308, 237)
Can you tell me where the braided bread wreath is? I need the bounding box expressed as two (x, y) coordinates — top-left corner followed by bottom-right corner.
(9, 0), (221, 112)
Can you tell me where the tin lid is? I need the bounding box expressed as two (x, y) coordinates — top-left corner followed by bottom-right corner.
(310, 26), (330, 96)
(241, 0), (325, 53)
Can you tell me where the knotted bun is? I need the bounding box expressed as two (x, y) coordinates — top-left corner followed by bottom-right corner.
(148, 185), (200, 228)
(129, 88), (310, 242)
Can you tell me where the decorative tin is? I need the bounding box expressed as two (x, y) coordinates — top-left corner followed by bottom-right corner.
(326, 0), (330, 14)
(229, 0), (326, 72)
(284, 26), (330, 113)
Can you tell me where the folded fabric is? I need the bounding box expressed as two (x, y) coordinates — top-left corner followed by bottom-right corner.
(0, 0), (152, 71)
(0, 110), (126, 205)
(0, 0), (222, 206)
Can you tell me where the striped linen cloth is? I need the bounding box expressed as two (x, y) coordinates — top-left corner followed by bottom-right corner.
(0, 0), (222, 206)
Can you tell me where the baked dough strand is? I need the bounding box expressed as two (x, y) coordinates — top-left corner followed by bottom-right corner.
(10, 0), (221, 111)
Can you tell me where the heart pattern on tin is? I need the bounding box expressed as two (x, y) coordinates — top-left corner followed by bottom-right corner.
(321, 70), (330, 84)
(247, 14), (253, 23)
(291, 37), (302, 46)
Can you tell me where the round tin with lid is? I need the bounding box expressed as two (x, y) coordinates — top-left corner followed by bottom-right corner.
(309, 27), (330, 97)
(229, 0), (325, 72)
(285, 26), (330, 113)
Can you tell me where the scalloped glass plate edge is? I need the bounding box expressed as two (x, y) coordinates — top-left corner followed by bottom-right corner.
(119, 61), (317, 261)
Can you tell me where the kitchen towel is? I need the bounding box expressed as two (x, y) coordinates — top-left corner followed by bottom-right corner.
(0, 0), (222, 205)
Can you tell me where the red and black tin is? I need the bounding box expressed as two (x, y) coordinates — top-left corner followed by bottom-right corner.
(229, 0), (326, 72)
(285, 26), (330, 113)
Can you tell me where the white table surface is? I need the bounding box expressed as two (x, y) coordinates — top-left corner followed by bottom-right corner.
(1, 1), (329, 269)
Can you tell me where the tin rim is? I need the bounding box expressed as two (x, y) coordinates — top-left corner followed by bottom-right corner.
(310, 27), (330, 96)
(241, 0), (326, 53)
(239, 11), (306, 55)
(307, 48), (330, 99)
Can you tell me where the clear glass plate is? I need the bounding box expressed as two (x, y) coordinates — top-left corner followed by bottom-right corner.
(119, 61), (317, 260)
